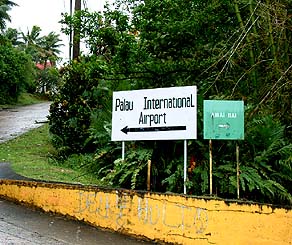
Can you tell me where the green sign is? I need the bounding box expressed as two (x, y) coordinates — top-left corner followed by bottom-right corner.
(203, 100), (244, 140)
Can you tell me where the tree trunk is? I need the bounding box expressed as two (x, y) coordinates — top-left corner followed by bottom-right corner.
(73, 0), (81, 60)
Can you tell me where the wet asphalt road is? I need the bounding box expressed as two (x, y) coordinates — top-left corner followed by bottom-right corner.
(0, 102), (155, 244)
(0, 102), (51, 143)
(0, 198), (152, 245)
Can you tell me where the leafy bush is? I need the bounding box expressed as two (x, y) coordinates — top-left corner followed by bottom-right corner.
(0, 40), (36, 103)
(48, 57), (110, 155)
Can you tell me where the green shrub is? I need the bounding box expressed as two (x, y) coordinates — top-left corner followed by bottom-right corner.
(48, 56), (111, 155)
(0, 41), (36, 103)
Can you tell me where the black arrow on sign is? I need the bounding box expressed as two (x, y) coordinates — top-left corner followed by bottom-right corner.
(121, 126), (186, 134)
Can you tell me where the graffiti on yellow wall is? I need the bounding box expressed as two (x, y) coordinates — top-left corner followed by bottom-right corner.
(75, 191), (208, 234)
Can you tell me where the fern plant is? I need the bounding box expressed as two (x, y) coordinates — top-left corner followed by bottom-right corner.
(241, 114), (292, 205)
(101, 148), (152, 190)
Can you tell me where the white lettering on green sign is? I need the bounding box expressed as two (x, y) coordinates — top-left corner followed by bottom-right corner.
(227, 113), (237, 118)
(211, 112), (237, 118)
(203, 100), (244, 140)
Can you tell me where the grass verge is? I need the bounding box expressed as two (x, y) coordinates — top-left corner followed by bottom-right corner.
(0, 93), (48, 109)
(0, 124), (101, 185)
(17, 93), (48, 105)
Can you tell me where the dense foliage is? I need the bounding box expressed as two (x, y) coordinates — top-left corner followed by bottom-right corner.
(50, 0), (292, 205)
(0, 37), (36, 103)
(0, 0), (63, 102)
(0, 26), (63, 102)
(0, 1), (36, 103)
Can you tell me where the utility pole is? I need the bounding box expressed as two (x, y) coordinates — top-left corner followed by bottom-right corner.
(69, 0), (73, 61)
(72, 0), (81, 60)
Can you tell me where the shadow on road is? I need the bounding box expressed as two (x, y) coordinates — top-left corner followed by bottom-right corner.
(0, 162), (31, 180)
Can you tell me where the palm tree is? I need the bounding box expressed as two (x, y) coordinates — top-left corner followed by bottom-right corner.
(19, 25), (43, 63)
(20, 25), (42, 47)
(0, 0), (17, 30)
(38, 31), (64, 67)
(20, 26), (63, 66)
(36, 32), (63, 93)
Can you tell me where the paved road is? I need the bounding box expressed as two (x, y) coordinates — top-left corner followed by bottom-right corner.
(0, 102), (50, 143)
(0, 198), (153, 245)
(0, 102), (155, 244)
(0, 162), (29, 180)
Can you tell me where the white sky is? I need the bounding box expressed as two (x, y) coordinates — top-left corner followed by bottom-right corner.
(7, 0), (109, 63)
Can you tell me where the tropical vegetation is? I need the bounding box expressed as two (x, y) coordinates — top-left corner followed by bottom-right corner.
(0, 0), (16, 30)
(48, 0), (292, 206)
(0, 1), (63, 103)
(1, 0), (291, 206)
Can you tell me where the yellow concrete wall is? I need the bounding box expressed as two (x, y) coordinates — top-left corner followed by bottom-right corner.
(0, 179), (291, 244)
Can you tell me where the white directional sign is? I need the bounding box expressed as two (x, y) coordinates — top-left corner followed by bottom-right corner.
(111, 86), (197, 141)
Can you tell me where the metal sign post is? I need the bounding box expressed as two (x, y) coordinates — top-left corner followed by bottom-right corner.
(122, 141), (125, 161)
(184, 140), (187, 195)
(236, 142), (240, 199)
(209, 139), (213, 195)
